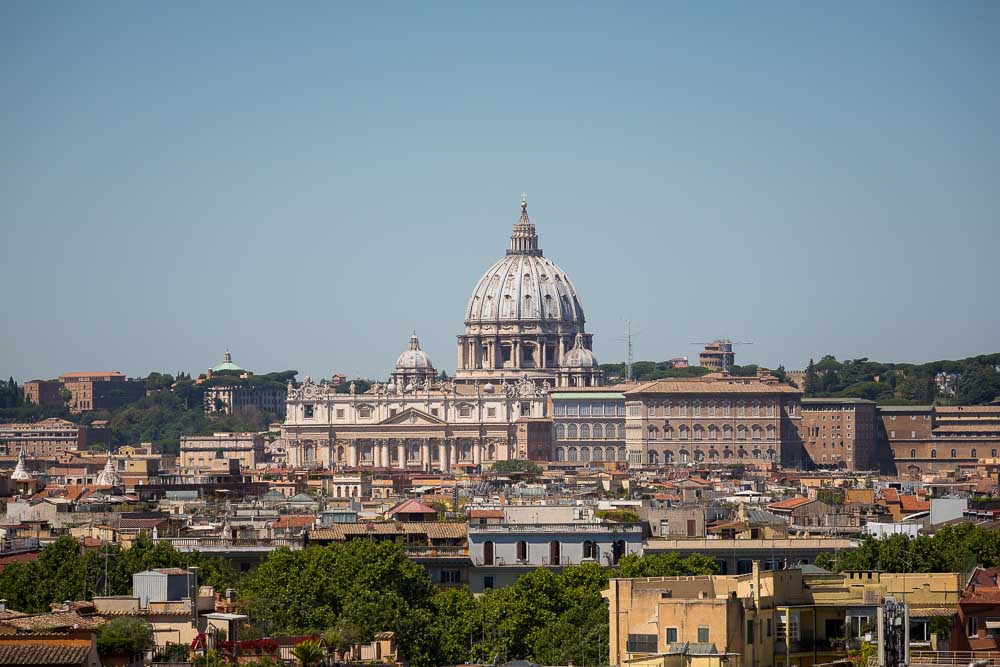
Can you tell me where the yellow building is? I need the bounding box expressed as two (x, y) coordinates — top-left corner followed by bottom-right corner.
(604, 564), (961, 667)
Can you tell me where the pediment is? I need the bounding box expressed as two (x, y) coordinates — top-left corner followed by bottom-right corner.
(379, 408), (447, 426)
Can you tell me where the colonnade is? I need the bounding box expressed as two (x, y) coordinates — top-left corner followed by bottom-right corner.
(330, 436), (508, 472)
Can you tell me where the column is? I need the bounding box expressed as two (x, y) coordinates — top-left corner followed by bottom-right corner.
(540, 341), (547, 369)
(421, 440), (431, 472)
(473, 439), (483, 466)
(380, 441), (389, 468)
(438, 441), (449, 473)
(348, 443), (358, 467)
(457, 340), (465, 371)
(397, 442), (406, 470)
(451, 439), (460, 466)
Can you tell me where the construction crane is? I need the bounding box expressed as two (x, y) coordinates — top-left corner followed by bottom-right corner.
(689, 339), (754, 373)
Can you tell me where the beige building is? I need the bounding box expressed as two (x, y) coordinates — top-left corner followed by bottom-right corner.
(605, 566), (962, 667)
(179, 432), (265, 471)
(881, 404), (1000, 476)
(623, 373), (803, 468)
(58, 372), (145, 412)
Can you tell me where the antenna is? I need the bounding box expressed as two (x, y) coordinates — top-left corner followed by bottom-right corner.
(689, 338), (754, 373)
(616, 320), (639, 382)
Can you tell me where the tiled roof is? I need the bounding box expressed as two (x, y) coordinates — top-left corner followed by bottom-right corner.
(768, 497), (814, 510)
(934, 424), (1000, 433)
(309, 521), (467, 541)
(468, 509), (504, 519)
(936, 406), (1000, 414)
(59, 371), (125, 379)
(624, 378), (800, 395)
(882, 488), (900, 503)
(388, 499), (438, 516)
(900, 496), (929, 512)
(274, 515), (316, 528)
(3, 612), (104, 632)
(0, 644), (91, 665)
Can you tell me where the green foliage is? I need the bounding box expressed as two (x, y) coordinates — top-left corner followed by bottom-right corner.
(193, 651), (226, 667)
(817, 489), (845, 506)
(598, 362), (711, 381)
(929, 615), (954, 637)
(291, 640), (325, 667)
(154, 643), (190, 662)
(613, 552), (719, 578)
(0, 535), (238, 613)
(595, 508), (641, 523)
(97, 617), (153, 657)
(491, 459), (543, 475)
(814, 524), (1000, 573)
(335, 379), (372, 394)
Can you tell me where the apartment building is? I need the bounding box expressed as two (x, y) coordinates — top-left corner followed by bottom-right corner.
(797, 398), (878, 470)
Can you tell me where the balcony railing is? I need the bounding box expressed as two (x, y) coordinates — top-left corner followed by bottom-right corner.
(403, 546), (469, 558)
(152, 537), (303, 550)
(911, 651), (1000, 666)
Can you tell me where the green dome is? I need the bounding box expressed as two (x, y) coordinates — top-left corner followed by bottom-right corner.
(211, 350), (245, 373)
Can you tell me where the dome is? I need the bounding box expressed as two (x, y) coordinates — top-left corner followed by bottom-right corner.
(561, 333), (599, 368)
(395, 334), (434, 370)
(11, 450), (31, 482)
(465, 200), (585, 326)
(212, 350), (245, 373)
(96, 456), (122, 487)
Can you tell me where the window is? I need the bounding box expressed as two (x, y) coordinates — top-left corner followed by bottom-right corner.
(581, 424), (591, 439)
(568, 424), (578, 439)
(520, 402), (531, 417)
(554, 403), (566, 416)
(484, 576), (495, 590)
(910, 449), (916, 458)
(911, 431), (916, 438)
(556, 424), (566, 439)
(629, 404), (640, 417)
(951, 449), (957, 458)
(777, 612), (800, 641)
(304, 404), (314, 419)
(766, 618), (772, 637)
(459, 405), (472, 417)
(993, 449), (997, 458)
(580, 402), (591, 416)
(516, 540), (527, 562)
(390, 409), (397, 417)
(697, 627), (710, 643)
(968, 616), (978, 638)
(359, 406), (372, 418)
(627, 635), (658, 653)
(336, 408), (345, 419)
(890, 431), (896, 438)
(665, 627), (678, 644)
(746, 620), (755, 644)
(891, 415), (897, 421)
(487, 407), (496, 418)
(439, 570), (461, 584)
(911, 415), (917, 421)
(431, 407), (439, 417)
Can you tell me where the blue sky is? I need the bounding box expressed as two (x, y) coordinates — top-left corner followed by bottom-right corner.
(3, 1), (998, 382)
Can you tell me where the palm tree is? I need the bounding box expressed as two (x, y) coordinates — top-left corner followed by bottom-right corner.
(291, 639), (325, 667)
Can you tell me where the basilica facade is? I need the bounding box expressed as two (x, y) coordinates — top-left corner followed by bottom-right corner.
(283, 199), (605, 472)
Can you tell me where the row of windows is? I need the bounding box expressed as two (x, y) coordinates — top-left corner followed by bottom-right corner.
(555, 423), (625, 440)
(645, 448), (776, 464)
(646, 424), (777, 440)
(553, 402), (625, 417)
(908, 448), (996, 459)
(630, 401), (786, 418)
(554, 446), (627, 462)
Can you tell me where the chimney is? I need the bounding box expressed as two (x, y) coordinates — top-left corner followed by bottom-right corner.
(752, 561), (761, 608)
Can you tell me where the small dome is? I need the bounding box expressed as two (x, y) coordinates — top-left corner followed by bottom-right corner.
(395, 334), (434, 370)
(11, 450), (31, 481)
(561, 333), (599, 368)
(96, 456), (122, 487)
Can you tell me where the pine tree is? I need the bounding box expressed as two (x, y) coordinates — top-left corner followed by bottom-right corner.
(804, 359), (820, 395)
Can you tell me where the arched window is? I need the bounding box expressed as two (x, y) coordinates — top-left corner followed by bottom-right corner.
(648, 426), (659, 440)
(708, 425), (718, 440)
(580, 447), (590, 461)
(664, 402), (672, 417)
(752, 401), (761, 417)
(483, 541), (494, 565)
(693, 401), (701, 416)
(517, 540), (528, 562)
(766, 425), (776, 440)
(679, 402), (688, 416)
(556, 424), (565, 439)
(708, 402), (716, 417)
(665, 427), (673, 440)
(567, 447), (578, 462)
(724, 425), (734, 440)
(618, 447), (627, 461)
(737, 401), (746, 417)
(694, 450), (704, 462)
(555, 447), (565, 461)
(593, 424), (603, 439)
(752, 425), (762, 440)
(931, 449), (937, 459)
(679, 426), (689, 440)
(679, 450), (689, 464)
(580, 424), (591, 439)
(694, 426), (704, 440)
(567, 424), (578, 439)
(910, 449), (916, 459)
(593, 447), (603, 461)
(951, 449), (957, 458)
(648, 450), (659, 465)
(664, 450), (674, 464)
(971, 449), (977, 458)
(617, 424), (625, 439)
(737, 426), (748, 440)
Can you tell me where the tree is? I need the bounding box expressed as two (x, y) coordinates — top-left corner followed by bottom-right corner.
(613, 552), (719, 578)
(804, 359), (820, 395)
(957, 366), (1000, 405)
(291, 640), (324, 667)
(97, 618), (153, 658)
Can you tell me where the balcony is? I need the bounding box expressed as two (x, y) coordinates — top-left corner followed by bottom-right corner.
(403, 546), (470, 558)
(467, 523), (642, 535)
(151, 537), (303, 552)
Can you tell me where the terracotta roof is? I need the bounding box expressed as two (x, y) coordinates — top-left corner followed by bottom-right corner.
(0, 551), (40, 572)
(768, 497), (815, 510)
(624, 378), (800, 395)
(882, 488), (900, 503)
(468, 509), (504, 519)
(0, 644), (91, 666)
(900, 495), (929, 512)
(388, 499), (438, 516)
(59, 372), (125, 379)
(962, 567), (1000, 602)
(113, 518), (167, 531)
(3, 612), (104, 632)
(309, 521), (467, 541)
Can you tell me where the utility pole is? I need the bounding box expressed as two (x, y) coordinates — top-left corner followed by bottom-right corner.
(617, 320), (638, 382)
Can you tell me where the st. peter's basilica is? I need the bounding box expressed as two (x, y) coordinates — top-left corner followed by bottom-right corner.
(283, 198), (605, 471)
